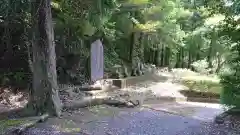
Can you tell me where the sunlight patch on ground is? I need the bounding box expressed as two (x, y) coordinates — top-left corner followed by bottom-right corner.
(88, 105), (117, 116)
(182, 75), (220, 83)
(177, 101), (223, 109)
(49, 119), (82, 133)
(52, 125), (81, 133)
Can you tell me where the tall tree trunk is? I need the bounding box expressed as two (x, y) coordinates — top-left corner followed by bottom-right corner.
(207, 43), (213, 69)
(148, 48), (153, 64)
(129, 11), (136, 62)
(215, 52), (223, 74)
(196, 44), (201, 61)
(188, 49), (191, 69)
(151, 49), (155, 64)
(207, 40), (214, 74)
(207, 31), (216, 73)
(1, 0), (13, 68)
(144, 35), (150, 63)
(129, 31), (134, 62)
(27, 0), (62, 117)
(181, 47), (184, 68)
(160, 44), (164, 66)
(175, 49), (181, 68)
(154, 48), (160, 66)
(145, 49), (150, 63)
(164, 47), (170, 66)
(139, 32), (144, 62)
(130, 31), (142, 75)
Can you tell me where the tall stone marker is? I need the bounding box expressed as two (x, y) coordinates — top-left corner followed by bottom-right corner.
(90, 39), (104, 82)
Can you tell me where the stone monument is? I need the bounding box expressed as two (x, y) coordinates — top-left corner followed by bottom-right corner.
(90, 39), (104, 83)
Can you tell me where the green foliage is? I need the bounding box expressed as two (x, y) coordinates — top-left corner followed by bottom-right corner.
(191, 59), (209, 74)
(214, 0), (240, 107)
(0, 0), (238, 94)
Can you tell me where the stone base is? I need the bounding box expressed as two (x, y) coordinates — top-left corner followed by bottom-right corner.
(112, 79), (126, 88)
(111, 73), (168, 88)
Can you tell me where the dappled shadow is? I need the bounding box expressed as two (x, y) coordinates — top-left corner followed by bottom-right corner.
(14, 71), (229, 134)
(21, 107), (240, 135)
(5, 97), (240, 135)
(20, 106), (142, 135)
(60, 72), (171, 111)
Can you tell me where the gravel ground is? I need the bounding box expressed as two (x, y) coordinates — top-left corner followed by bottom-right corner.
(22, 108), (240, 135)
(20, 100), (240, 135)
(2, 69), (236, 135)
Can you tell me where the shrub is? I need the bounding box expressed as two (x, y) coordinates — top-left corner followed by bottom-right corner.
(220, 71), (240, 108)
(220, 44), (240, 108)
(191, 59), (209, 74)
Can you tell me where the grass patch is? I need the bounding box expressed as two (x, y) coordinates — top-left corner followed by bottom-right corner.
(0, 119), (25, 134)
(180, 75), (222, 98)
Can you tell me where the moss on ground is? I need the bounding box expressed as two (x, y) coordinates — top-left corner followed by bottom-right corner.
(0, 119), (25, 134)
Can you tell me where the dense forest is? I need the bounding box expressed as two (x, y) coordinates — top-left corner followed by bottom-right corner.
(0, 0), (240, 116)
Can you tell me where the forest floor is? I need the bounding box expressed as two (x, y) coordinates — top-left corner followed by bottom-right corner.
(0, 68), (220, 113)
(1, 68), (238, 135)
(11, 101), (240, 135)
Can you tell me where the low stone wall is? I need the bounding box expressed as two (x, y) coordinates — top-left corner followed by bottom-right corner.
(112, 73), (168, 88)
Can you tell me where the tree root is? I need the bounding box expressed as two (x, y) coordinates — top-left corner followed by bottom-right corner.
(63, 97), (140, 110)
(13, 113), (49, 135)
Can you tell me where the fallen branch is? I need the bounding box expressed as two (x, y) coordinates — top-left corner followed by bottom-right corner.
(63, 97), (106, 109)
(63, 96), (140, 110)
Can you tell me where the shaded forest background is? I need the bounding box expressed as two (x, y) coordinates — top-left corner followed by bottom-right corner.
(1, 0), (240, 113)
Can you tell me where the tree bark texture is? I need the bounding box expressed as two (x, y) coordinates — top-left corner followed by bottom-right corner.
(175, 50), (181, 68)
(28, 0), (62, 117)
(181, 47), (185, 68)
(208, 31), (217, 70)
(160, 43), (164, 66)
(130, 32), (141, 76)
(139, 32), (144, 62)
(188, 49), (192, 69)
(154, 47), (160, 66)
(164, 47), (170, 66)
